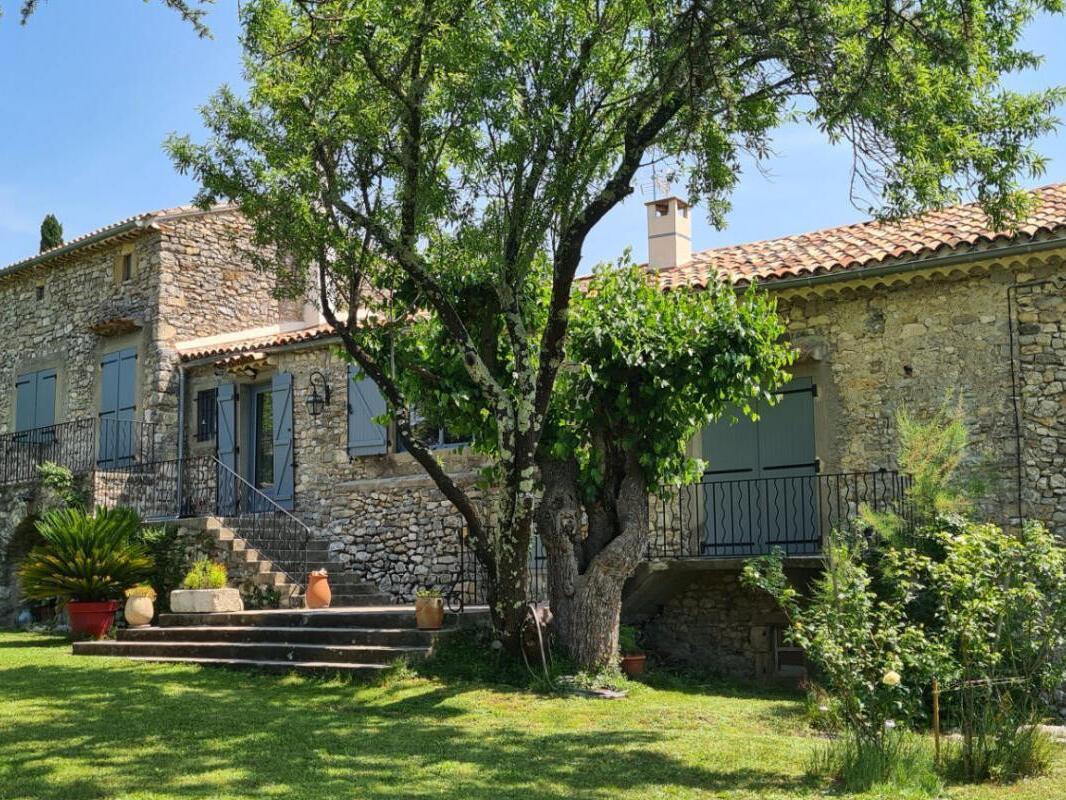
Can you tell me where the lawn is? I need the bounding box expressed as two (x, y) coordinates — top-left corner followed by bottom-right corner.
(1, 632), (1063, 800)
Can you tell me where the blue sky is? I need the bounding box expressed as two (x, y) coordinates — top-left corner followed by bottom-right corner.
(1, 1), (1064, 271)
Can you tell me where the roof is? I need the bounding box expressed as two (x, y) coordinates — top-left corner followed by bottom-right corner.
(656, 182), (1066, 289)
(0, 204), (237, 281)
(178, 322), (338, 362)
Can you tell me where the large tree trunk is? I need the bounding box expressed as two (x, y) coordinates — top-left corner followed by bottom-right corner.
(536, 451), (650, 670)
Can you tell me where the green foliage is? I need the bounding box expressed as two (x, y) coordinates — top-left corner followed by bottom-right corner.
(124, 584), (157, 600)
(917, 519), (1066, 782)
(743, 541), (946, 745)
(618, 625), (642, 656)
(132, 525), (201, 611)
(415, 588), (442, 599)
(35, 461), (87, 510)
(808, 731), (942, 797)
(942, 722), (1054, 784)
(17, 507), (154, 603)
(182, 559), (228, 590)
(38, 214), (62, 252)
(862, 398), (987, 542)
(241, 583), (282, 610)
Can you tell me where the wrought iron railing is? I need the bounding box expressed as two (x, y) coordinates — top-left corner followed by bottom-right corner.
(445, 521), (548, 612)
(0, 417), (159, 486)
(649, 469), (912, 559)
(92, 454), (311, 591)
(211, 457), (311, 590)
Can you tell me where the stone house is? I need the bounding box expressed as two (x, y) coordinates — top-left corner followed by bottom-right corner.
(1, 185), (1063, 680)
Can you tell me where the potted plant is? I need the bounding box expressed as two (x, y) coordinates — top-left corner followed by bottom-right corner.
(305, 568), (331, 609)
(414, 588), (444, 630)
(618, 625), (647, 677)
(17, 507), (153, 638)
(169, 559), (244, 613)
(124, 584), (157, 627)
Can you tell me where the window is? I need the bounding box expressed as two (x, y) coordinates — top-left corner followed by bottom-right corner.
(35, 285), (44, 301)
(773, 626), (805, 675)
(397, 410), (470, 452)
(15, 368), (57, 435)
(121, 253), (133, 282)
(195, 388), (218, 441)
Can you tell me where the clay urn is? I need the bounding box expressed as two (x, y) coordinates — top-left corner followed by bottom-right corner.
(305, 570), (332, 609)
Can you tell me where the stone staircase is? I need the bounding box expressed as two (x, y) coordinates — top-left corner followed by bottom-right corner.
(188, 517), (393, 608)
(73, 607), (488, 675)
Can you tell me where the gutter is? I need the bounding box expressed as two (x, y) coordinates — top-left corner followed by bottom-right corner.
(756, 235), (1066, 292)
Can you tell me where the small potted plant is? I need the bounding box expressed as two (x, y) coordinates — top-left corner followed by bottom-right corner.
(169, 559), (244, 613)
(618, 625), (647, 677)
(16, 507), (153, 638)
(124, 584), (157, 627)
(414, 588), (444, 630)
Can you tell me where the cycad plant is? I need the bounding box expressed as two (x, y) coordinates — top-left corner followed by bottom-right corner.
(18, 507), (154, 603)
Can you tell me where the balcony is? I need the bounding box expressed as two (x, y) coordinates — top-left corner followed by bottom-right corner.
(648, 470), (911, 560)
(0, 418), (159, 487)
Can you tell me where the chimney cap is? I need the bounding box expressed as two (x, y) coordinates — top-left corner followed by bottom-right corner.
(644, 195), (691, 209)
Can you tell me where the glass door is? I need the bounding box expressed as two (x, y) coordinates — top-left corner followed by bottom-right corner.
(249, 384), (275, 509)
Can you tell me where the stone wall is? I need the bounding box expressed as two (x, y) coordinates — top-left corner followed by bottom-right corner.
(639, 568), (816, 679)
(774, 252), (1066, 532)
(1012, 278), (1066, 530)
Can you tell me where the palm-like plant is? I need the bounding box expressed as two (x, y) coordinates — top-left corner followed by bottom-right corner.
(17, 507), (154, 603)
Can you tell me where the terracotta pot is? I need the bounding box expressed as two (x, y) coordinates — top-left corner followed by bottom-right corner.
(305, 573), (332, 609)
(414, 595), (444, 630)
(124, 596), (154, 627)
(68, 601), (119, 639)
(620, 653), (647, 677)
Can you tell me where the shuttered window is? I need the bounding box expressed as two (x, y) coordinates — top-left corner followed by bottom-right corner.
(15, 368), (57, 433)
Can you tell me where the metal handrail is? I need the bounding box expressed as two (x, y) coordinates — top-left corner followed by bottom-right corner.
(212, 456), (312, 591)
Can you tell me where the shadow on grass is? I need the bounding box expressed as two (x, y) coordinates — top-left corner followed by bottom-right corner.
(0, 656), (820, 800)
(0, 633), (72, 649)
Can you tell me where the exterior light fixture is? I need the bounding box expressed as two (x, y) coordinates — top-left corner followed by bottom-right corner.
(306, 370), (331, 418)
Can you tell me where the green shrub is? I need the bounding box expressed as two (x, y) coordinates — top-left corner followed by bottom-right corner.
(415, 587), (442, 599)
(182, 559), (228, 590)
(17, 507), (153, 602)
(36, 461), (88, 510)
(134, 525), (203, 612)
(618, 625), (642, 655)
(942, 722), (1054, 784)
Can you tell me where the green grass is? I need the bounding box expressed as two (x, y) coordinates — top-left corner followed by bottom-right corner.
(1, 631), (1064, 800)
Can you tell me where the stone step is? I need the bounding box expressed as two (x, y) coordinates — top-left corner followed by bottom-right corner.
(93, 654), (392, 677)
(119, 625), (441, 647)
(158, 607), (486, 630)
(73, 639), (429, 665)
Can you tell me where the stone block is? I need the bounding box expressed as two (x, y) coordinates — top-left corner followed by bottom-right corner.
(169, 588), (244, 614)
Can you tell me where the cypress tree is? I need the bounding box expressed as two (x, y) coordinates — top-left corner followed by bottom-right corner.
(39, 214), (62, 252)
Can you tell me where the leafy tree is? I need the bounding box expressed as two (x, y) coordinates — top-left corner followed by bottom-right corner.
(9, 0), (213, 37)
(168, 0), (1062, 646)
(532, 263), (792, 666)
(38, 214), (62, 252)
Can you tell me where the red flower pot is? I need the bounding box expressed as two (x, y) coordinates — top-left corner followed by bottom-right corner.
(67, 601), (119, 639)
(620, 653), (647, 677)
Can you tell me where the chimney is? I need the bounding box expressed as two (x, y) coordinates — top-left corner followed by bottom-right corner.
(645, 196), (691, 269)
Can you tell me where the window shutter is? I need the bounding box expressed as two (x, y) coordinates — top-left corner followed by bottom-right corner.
(347, 365), (387, 456)
(98, 348), (137, 467)
(14, 373), (36, 433)
(215, 383), (238, 515)
(271, 372), (295, 510)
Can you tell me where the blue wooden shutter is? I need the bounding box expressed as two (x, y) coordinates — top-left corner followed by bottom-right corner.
(14, 374), (36, 433)
(216, 383), (238, 514)
(271, 372), (295, 510)
(347, 365), (387, 456)
(99, 348), (137, 467)
(35, 370), (56, 429)
(14, 369), (56, 443)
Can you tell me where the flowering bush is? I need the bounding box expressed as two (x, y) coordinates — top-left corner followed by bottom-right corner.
(743, 539), (946, 748)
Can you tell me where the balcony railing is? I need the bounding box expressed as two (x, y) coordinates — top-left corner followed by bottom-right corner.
(649, 470), (911, 559)
(0, 418), (160, 487)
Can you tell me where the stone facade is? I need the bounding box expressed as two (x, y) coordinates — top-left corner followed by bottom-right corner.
(182, 345), (487, 603)
(640, 568), (815, 678)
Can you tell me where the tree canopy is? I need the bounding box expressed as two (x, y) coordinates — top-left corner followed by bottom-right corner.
(38, 214), (62, 252)
(169, 0), (1063, 643)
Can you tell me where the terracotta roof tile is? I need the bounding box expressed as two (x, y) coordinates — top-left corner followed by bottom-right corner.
(656, 182), (1066, 289)
(178, 323), (337, 362)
